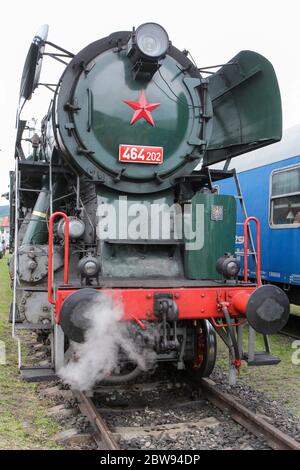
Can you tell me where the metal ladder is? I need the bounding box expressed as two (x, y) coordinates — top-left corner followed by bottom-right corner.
(11, 157), (57, 381)
(232, 169), (257, 267)
(232, 170), (280, 368)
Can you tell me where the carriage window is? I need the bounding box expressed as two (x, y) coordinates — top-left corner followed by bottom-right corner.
(270, 165), (300, 226)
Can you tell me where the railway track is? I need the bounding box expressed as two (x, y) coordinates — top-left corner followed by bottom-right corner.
(73, 376), (300, 451)
(199, 378), (300, 451)
(73, 390), (119, 450)
(27, 314), (300, 450)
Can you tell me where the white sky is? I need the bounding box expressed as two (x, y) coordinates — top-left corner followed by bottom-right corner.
(0, 0), (300, 204)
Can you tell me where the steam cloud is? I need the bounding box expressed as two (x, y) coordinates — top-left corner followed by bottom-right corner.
(58, 294), (147, 391)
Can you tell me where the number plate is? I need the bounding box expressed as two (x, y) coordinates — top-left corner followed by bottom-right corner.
(119, 144), (163, 164)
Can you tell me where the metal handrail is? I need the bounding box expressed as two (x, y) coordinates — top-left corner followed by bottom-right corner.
(48, 212), (69, 305)
(244, 216), (261, 286)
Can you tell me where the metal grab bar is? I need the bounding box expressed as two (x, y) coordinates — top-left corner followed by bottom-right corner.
(48, 212), (69, 305)
(244, 216), (261, 286)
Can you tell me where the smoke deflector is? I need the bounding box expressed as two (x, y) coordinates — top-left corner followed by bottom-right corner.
(205, 50), (282, 165)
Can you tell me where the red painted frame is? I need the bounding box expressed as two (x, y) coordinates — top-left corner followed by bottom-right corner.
(54, 286), (255, 324)
(48, 212), (69, 305)
(47, 212), (260, 326)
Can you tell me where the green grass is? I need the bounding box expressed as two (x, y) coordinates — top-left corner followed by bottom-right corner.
(291, 304), (300, 316)
(0, 255), (63, 449)
(216, 327), (300, 416)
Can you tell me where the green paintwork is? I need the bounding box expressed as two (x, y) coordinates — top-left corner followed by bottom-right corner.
(95, 187), (236, 280)
(22, 177), (50, 245)
(206, 50), (282, 165)
(96, 187), (183, 278)
(184, 194), (236, 279)
(72, 51), (201, 181)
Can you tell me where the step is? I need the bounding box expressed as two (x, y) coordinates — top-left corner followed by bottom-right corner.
(14, 322), (52, 331)
(243, 352), (281, 366)
(20, 366), (57, 382)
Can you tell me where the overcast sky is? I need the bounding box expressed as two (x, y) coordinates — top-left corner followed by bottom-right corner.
(0, 0), (299, 204)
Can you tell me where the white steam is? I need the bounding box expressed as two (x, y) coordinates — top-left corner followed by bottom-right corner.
(58, 294), (147, 391)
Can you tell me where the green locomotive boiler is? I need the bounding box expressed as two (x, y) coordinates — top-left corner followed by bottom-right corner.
(9, 23), (289, 384)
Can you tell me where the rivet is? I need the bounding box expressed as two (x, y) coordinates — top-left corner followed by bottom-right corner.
(175, 293), (180, 299)
(201, 293), (205, 298)
(146, 293), (152, 299)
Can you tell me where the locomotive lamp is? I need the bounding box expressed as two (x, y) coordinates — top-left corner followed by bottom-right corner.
(78, 255), (100, 280)
(216, 253), (240, 280)
(127, 22), (169, 80)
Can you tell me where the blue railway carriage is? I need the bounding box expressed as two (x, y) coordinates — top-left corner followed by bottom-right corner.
(218, 125), (300, 305)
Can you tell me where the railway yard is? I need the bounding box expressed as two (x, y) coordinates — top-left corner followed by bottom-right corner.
(1, 255), (299, 451)
(2, 12), (299, 459)
(1, 2), (300, 463)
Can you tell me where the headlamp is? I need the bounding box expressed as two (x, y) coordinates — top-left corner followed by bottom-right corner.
(78, 256), (100, 279)
(127, 22), (169, 80)
(216, 253), (240, 280)
(135, 23), (169, 59)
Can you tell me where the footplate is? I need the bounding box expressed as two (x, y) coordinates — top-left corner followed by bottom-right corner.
(20, 366), (57, 382)
(243, 352), (281, 366)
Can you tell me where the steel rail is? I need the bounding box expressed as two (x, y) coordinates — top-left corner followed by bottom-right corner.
(200, 378), (300, 451)
(73, 391), (119, 450)
(73, 379), (300, 451)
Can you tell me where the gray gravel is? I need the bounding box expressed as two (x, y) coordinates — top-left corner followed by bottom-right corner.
(40, 365), (300, 450)
(91, 370), (271, 450)
(211, 367), (300, 443)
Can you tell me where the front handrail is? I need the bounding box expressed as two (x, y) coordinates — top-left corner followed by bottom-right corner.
(244, 216), (261, 286)
(48, 212), (69, 305)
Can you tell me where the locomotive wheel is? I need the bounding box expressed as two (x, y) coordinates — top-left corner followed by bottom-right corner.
(186, 320), (217, 381)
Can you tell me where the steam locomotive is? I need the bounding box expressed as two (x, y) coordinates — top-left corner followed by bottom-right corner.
(10, 23), (290, 384)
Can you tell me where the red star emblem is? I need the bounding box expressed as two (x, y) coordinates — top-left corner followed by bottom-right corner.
(124, 89), (160, 126)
